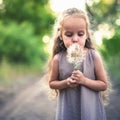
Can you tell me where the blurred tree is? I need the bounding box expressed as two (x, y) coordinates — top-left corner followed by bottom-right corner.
(86, 0), (120, 55)
(86, 0), (120, 82)
(0, 0), (54, 34)
(86, 0), (120, 28)
(0, 0), (55, 65)
(100, 26), (120, 82)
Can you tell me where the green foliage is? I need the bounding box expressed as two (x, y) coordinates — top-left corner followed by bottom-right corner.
(99, 27), (120, 82)
(1, 0), (55, 34)
(0, 0), (55, 66)
(0, 21), (47, 65)
(86, 0), (120, 28)
(100, 27), (120, 58)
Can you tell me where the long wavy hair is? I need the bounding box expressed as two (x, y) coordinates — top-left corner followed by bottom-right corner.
(51, 8), (94, 59)
(48, 8), (112, 104)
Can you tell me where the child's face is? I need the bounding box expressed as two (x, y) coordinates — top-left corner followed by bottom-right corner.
(61, 16), (87, 48)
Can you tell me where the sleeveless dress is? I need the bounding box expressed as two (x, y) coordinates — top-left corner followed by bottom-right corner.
(56, 49), (106, 120)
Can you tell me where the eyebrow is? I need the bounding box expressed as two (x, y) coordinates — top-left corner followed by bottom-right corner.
(64, 29), (85, 33)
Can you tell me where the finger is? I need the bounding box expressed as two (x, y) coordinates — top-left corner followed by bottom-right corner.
(71, 76), (76, 80)
(72, 72), (79, 77)
(71, 75), (79, 80)
(69, 79), (76, 83)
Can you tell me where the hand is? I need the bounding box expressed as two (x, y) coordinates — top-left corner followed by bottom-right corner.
(66, 77), (78, 88)
(71, 70), (85, 84)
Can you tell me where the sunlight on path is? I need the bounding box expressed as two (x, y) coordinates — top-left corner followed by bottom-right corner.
(0, 75), (56, 120)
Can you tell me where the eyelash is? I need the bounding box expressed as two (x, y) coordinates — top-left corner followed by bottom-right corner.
(65, 33), (84, 37)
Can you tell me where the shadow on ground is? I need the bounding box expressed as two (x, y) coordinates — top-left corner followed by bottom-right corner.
(0, 75), (120, 120)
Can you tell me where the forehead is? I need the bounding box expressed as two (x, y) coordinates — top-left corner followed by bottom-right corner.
(62, 16), (86, 30)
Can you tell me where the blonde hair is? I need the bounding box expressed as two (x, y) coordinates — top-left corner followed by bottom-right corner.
(51, 8), (94, 59)
(102, 76), (112, 106)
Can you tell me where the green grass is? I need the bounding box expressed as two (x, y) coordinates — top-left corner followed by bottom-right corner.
(0, 60), (45, 87)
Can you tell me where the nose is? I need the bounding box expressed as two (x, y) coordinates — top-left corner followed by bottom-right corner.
(72, 34), (79, 43)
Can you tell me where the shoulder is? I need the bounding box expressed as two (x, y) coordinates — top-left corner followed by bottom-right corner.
(51, 54), (59, 71)
(89, 49), (105, 69)
(53, 54), (59, 64)
(87, 49), (104, 67)
(90, 49), (102, 60)
(53, 51), (65, 62)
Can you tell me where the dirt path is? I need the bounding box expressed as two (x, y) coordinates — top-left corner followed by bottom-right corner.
(0, 75), (120, 120)
(0, 75), (56, 120)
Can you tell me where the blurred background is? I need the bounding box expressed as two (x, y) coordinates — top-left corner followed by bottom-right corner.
(0, 0), (120, 120)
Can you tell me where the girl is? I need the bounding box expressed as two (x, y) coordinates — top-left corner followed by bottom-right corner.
(49, 8), (108, 120)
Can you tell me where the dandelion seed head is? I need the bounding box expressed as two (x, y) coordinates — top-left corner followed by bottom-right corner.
(67, 44), (85, 69)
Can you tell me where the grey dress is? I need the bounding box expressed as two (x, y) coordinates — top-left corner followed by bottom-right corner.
(56, 49), (106, 120)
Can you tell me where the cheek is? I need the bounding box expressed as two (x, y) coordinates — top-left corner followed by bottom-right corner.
(65, 43), (71, 48)
(80, 35), (87, 46)
(63, 38), (72, 48)
(63, 40), (71, 48)
(61, 35), (71, 48)
(78, 38), (86, 46)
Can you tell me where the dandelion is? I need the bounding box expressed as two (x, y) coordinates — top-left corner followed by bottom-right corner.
(67, 44), (85, 70)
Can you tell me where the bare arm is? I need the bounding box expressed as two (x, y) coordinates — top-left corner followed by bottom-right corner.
(71, 51), (108, 91)
(49, 54), (78, 90)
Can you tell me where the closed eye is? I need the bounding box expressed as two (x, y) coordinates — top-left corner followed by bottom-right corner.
(64, 32), (84, 37)
(78, 33), (84, 36)
(65, 33), (73, 37)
